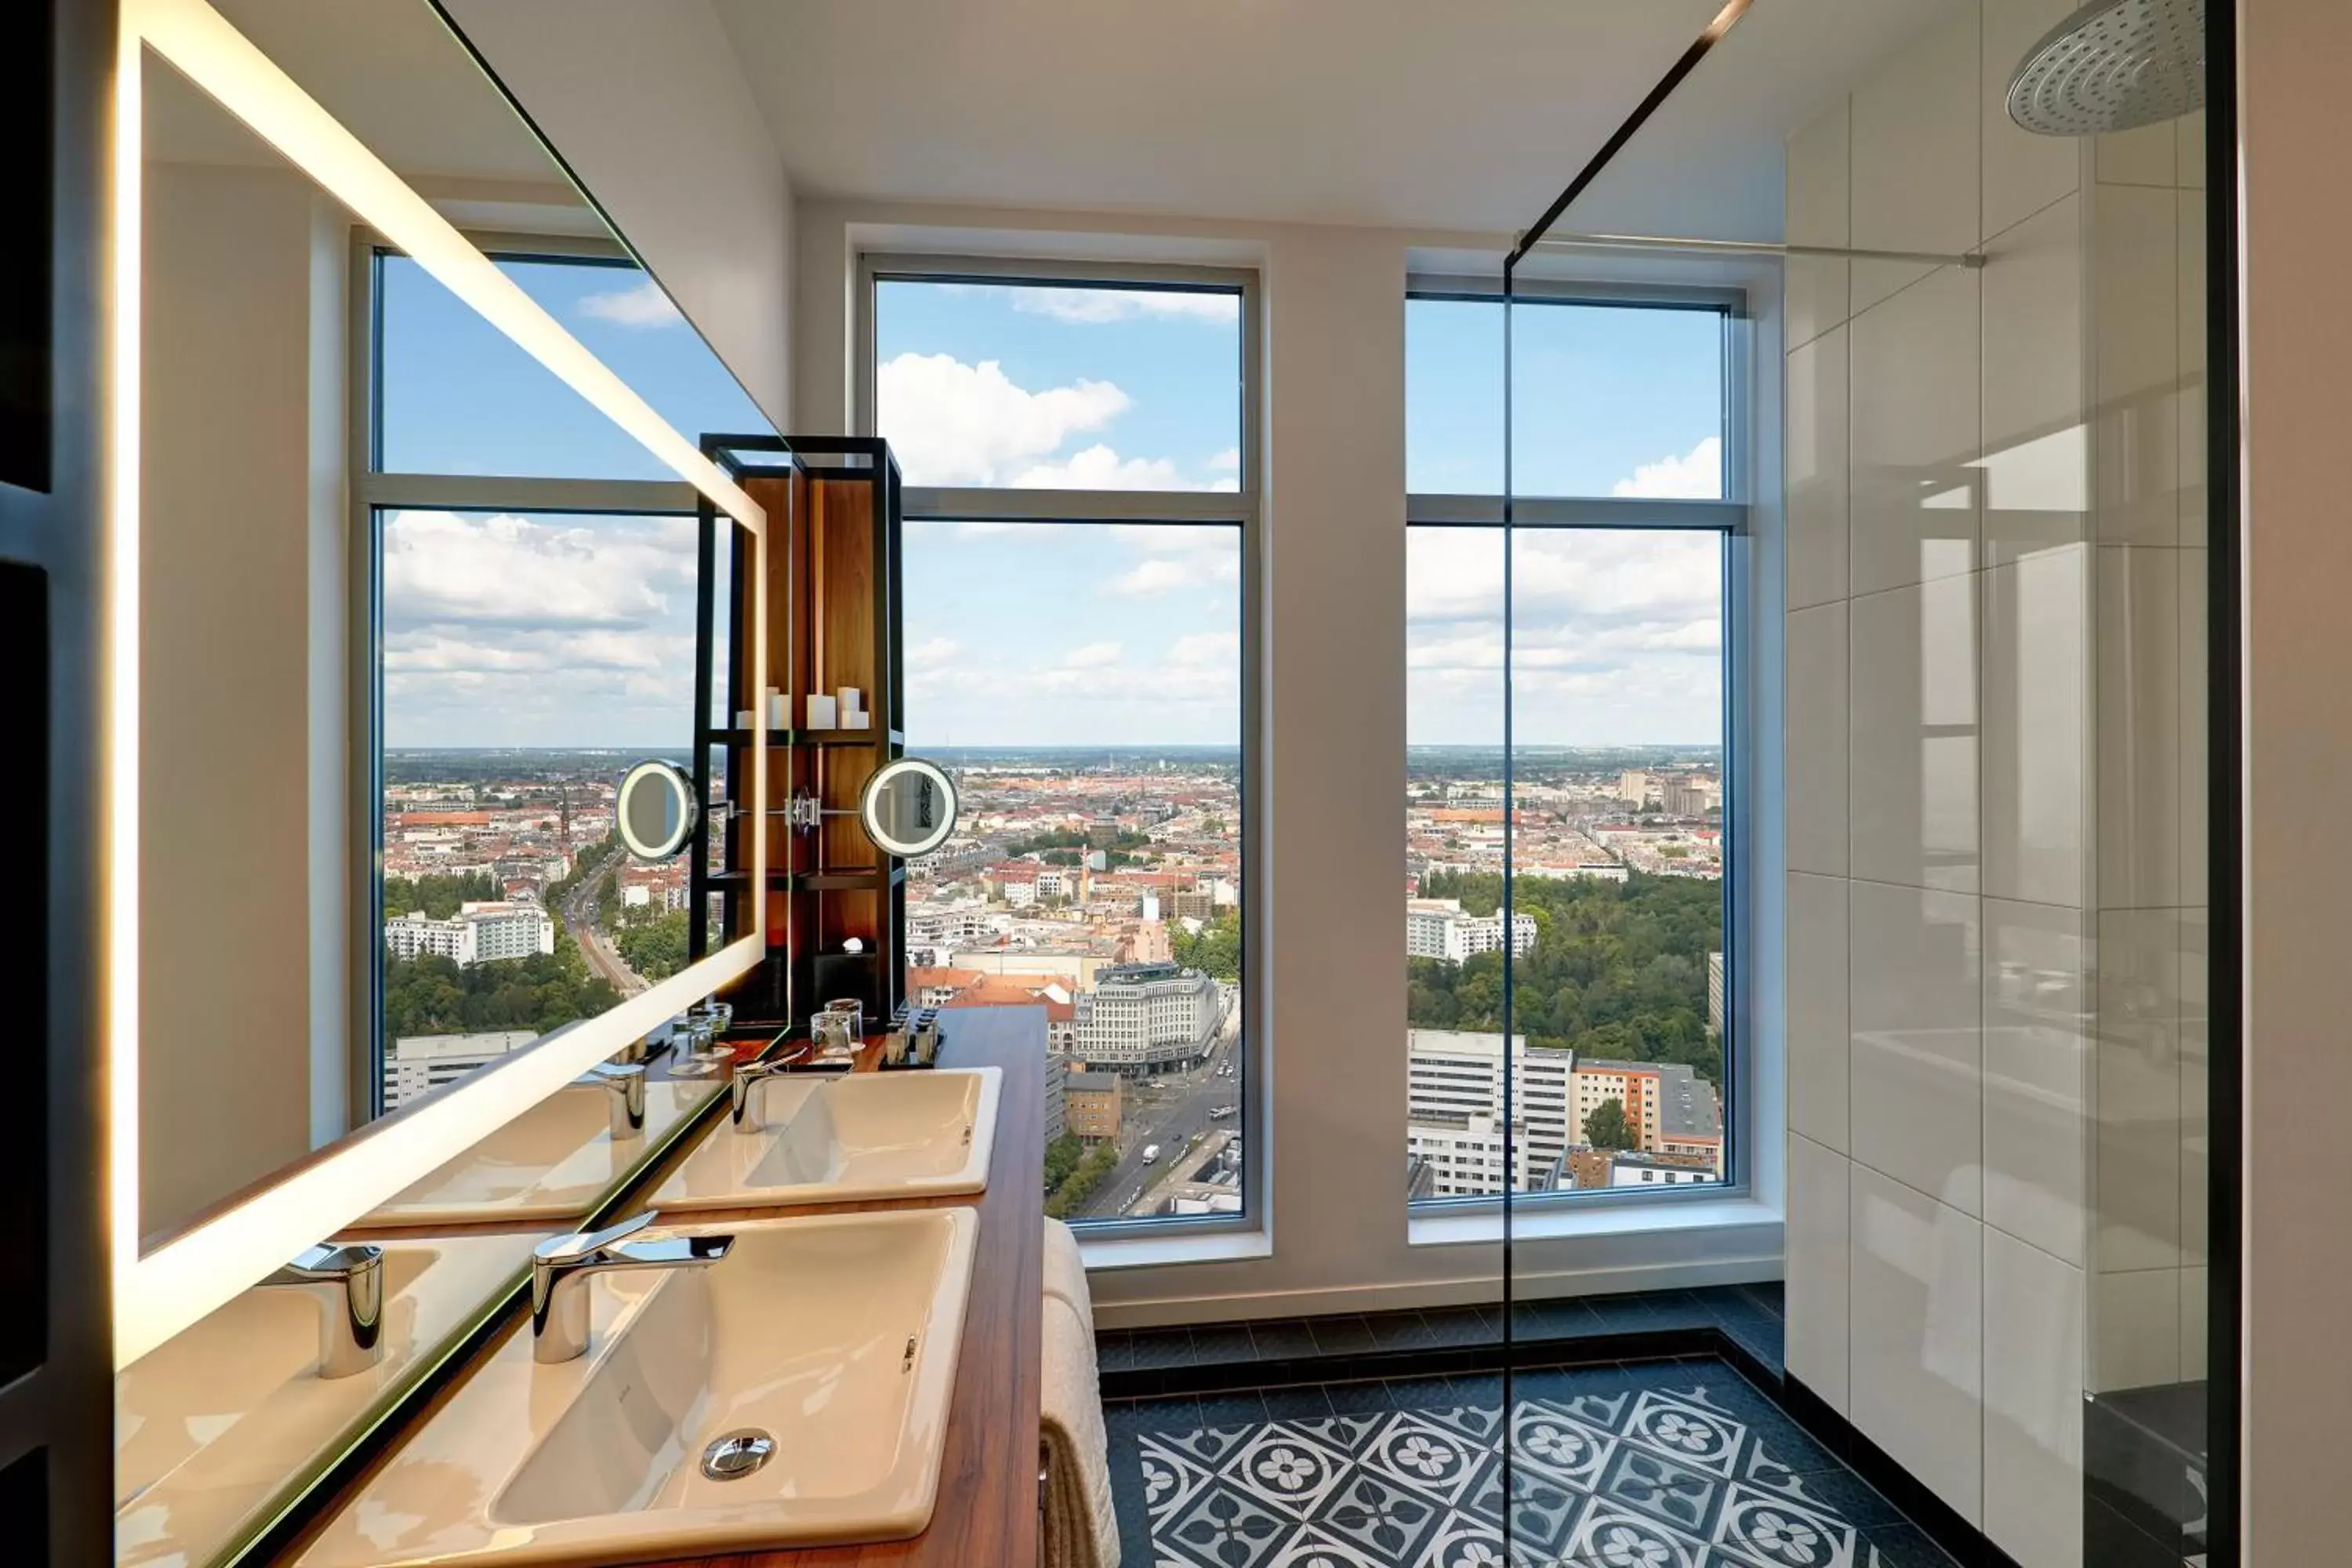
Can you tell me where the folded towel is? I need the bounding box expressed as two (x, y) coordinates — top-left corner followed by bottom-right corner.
(1041, 1291), (1120, 1568)
(1044, 1217), (1091, 1318)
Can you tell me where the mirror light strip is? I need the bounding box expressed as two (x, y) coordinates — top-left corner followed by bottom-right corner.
(111, 0), (772, 1368)
(123, 0), (764, 533)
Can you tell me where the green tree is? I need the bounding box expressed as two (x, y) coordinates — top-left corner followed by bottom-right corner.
(382, 870), (499, 920)
(1584, 1097), (1635, 1151)
(613, 909), (691, 982)
(1041, 1133), (1085, 1192)
(1044, 1141), (1122, 1219)
(1170, 910), (1242, 981)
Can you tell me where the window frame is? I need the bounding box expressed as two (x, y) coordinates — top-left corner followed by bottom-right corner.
(347, 229), (708, 1122)
(1403, 275), (1755, 1214)
(858, 253), (1265, 1239)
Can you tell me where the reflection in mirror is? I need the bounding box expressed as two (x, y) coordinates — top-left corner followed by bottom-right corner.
(859, 757), (961, 858)
(120, 5), (771, 1564)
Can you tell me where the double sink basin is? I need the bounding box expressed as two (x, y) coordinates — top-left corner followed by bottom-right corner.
(295, 1064), (1004, 1566)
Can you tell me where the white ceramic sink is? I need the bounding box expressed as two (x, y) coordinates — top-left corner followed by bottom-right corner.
(650, 1067), (1000, 1211)
(116, 1229), (545, 1568)
(364, 1077), (719, 1227)
(296, 1207), (980, 1566)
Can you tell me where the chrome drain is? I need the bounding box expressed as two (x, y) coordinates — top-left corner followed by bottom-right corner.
(700, 1428), (777, 1481)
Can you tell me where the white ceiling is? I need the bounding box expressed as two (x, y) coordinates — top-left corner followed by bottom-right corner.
(712, 0), (1960, 241)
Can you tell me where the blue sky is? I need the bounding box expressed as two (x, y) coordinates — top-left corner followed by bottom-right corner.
(379, 263), (1724, 750)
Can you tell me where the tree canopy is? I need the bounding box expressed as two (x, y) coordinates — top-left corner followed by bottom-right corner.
(1584, 1097), (1635, 1150)
(383, 870), (499, 920)
(1406, 869), (1722, 1086)
(1171, 909), (1241, 982)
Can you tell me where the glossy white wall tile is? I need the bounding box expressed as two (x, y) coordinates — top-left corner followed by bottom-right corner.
(1786, 98), (1852, 352)
(2091, 182), (2182, 546)
(1788, 871), (1850, 1152)
(1849, 575), (1980, 893)
(1850, 267), (1984, 597)
(2094, 907), (2183, 1275)
(1981, 546), (2089, 909)
(1981, 0), (2084, 239)
(1980, 195), (2089, 568)
(2176, 187), (2209, 551)
(2096, 119), (2176, 188)
(1787, 1132), (1853, 1414)
(1984, 898), (2090, 1267)
(2178, 906), (2209, 1266)
(1850, 5), (1981, 312)
(1786, 601), (1849, 877)
(1984, 1229), (2085, 1567)
(2095, 546), (2183, 909)
(1787, 326), (1850, 609)
(1850, 880), (1984, 1218)
(2091, 1265), (2180, 1392)
(1850, 1164), (1985, 1524)
(2179, 544), (2209, 909)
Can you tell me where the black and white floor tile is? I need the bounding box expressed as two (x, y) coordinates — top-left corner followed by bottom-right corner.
(1107, 1360), (1957, 1568)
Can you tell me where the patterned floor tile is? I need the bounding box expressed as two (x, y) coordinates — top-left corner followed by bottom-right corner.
(1110, 1358), (1958, 1568)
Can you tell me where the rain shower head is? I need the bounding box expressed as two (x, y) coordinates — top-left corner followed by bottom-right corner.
(2005, 0), (2205, 136)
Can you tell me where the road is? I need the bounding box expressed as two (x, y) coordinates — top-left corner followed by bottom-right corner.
(561, 856), (646, 996)
(1074, 1027), (1242, 1219)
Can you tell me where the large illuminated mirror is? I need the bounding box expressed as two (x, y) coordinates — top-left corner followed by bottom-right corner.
(115, 2), (768, 1562)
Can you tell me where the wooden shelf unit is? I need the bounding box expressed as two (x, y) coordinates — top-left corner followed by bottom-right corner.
(689, 436), (907, 1036)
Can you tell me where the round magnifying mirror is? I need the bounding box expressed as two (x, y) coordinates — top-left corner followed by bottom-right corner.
(858, 757), (959, 858)
(615, 760), (699, 861)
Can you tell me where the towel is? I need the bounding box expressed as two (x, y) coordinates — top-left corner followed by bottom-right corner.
(1044, 1216), (1090, 1317)
(1040, 1259), (1118, 1566)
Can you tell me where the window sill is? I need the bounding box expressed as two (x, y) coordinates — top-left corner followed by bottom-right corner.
(1407, 1195), (1780, 1250)
(1077, 1225), (1272, 1272)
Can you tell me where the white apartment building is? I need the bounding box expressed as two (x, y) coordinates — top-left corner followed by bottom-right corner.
(383, 1028), (540, 1109)
(1404, 1113), (1539, 1199)
(1072, 961), (1219, 1076)
(383, 900), (554, 968)
(1405, 1029), (1575, 1189)
(1403, 898), (1539, 964)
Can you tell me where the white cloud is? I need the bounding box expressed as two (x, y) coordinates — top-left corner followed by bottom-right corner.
(908, 637), (961, 670)
(1610, 435), (1722, 499)
(1107, 548), (1240, 597)
(1011, 288), (1240, 326)
(1010, 444), (1185, 488)
(877, 352), (1131, 485)
(577, 278), (684, 329)
(1168, 631), (1239, 666)
(381, 510), (693, 630)
(1063, 641), (1123, 666)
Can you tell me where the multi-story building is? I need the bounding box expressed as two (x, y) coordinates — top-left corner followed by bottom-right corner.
(1044, 1049), (1068, 1145)
(1617, 768), (1651, 806)
(1072, 961), (1219, 1076)
(1661, 774), (1716, 816)
(1403, 1112), (1555, 1198)
(383, 1028), (541, 1109)
(1064, 1070), (1123, 1145)
(1405, 1029), (1575, 1189)
(1570, 1057), (1724, 1176)
(383, 900), (554, 967)
(1403, 898), (1538, 964)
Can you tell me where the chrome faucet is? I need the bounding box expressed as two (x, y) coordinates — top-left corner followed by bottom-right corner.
(263, 1243), (387, 1379)
(529, 1210), (731, 1364)
(579, 1061), (647, 1140)
(728, 1055), (802, 1134)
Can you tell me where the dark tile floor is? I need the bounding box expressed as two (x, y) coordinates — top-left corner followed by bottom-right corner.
(1098, 1284), (1786, 1399)
(1103, 1354), (1956, 1567)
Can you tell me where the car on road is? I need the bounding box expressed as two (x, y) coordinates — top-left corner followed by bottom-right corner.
(1210, 1105), (1235, 1120)
(1142, 1144), (1161, 1164)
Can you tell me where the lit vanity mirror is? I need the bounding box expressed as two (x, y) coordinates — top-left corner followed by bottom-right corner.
(118, 2), (770, 1564)
(859, 756), (960, 858)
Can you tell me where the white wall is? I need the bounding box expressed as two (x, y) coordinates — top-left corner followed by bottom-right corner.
(794, 198), (1786, 1319)
(140, 158), (350, 1236)
(1780, 2), (2209, 1560)
(443, 0), (795, 431)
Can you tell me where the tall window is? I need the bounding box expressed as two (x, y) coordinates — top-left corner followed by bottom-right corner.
(1405, 287), (1736, 1203)
(870, 264), (1254, 1229)
(363, 244), (764, 1112)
